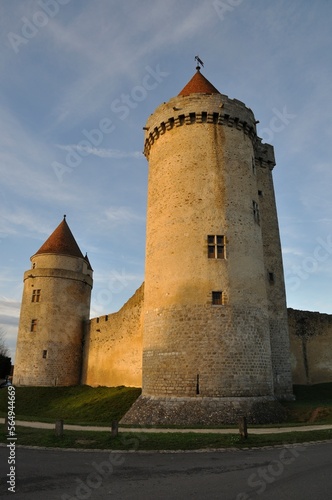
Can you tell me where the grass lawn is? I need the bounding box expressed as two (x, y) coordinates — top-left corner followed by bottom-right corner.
(284, 384), (332, 424)
(0, 383), (331, 450)
(0, 385), (141, 425)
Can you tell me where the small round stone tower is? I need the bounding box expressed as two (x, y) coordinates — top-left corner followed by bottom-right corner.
(13, 216), (93, 386)
(123, 67), (293, 425)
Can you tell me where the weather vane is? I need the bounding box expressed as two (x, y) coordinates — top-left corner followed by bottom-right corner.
(195, 55), (204, 70)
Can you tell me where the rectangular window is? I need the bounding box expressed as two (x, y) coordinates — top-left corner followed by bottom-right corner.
(268, 272), (275, 284)
(253, 200), (260, 225)
(30, 319), (38, 332)
(208, 235), (225, 259)
(32, 289), (41, 303)
(212, 291), (223, 305)
(42, 350), (47, 359)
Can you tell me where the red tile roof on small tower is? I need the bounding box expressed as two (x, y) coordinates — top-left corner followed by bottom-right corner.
(35, 216), (84, 259)
(178, 67), (220, 96)
(84, 252), (93, 271)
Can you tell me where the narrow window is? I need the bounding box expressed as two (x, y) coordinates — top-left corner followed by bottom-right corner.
(208, 235), (225, 259)
(105, 315), (108, 321)
(42, 350), (47, 359)
(30, 319), (38, 332)
(252, 158), (256, 174)
(258, 190), (263, 197)
(268, 272), (275, 284)
(212, 291), (223, 305)
(201, 111), (207, 123)
(253, 200), (260, 225)
(32, 289), (41, 303)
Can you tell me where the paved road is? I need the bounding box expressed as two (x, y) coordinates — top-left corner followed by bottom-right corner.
(0, 441), (332, 499)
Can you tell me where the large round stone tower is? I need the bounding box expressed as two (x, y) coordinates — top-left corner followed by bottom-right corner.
(123, 68), (293, 425)
(13, 216), (93, 386)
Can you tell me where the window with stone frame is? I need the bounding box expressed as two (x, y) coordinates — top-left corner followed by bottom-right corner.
(208, 235), (225, 259)
(32, 289), (41, 303)
(212, 291), (223, 305)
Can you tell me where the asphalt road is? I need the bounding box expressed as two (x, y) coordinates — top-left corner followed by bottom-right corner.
(0, 442), (332, 500)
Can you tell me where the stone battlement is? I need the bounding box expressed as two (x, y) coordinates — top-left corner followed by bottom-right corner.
(144, 93), (259, 158)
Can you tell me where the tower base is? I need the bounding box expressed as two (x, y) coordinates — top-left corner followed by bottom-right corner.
(120, 395), (289, 426)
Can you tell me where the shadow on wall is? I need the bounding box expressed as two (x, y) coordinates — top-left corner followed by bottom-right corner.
(288, 308), (332, 385)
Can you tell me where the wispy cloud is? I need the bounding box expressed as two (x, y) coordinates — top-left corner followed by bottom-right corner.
(0, 297), (20, 360)
(57, 144), (142, 159)
(0, 209), (53, 239)
(0, 297), (20, 316)
(43, 0), (217, 127)
(105, 207), (145, 224)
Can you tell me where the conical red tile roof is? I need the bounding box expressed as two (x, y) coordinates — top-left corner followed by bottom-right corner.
(178, 69), (220, 96)
(35, 217), (84, 258)
(84, 253), (93, 271)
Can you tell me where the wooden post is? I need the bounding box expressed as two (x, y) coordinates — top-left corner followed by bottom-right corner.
(238, 416), (248, 439)
(55, 420), (64, 437)
(111, 420), (118, 437)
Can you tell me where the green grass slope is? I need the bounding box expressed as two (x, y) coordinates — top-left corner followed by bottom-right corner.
(0, 385), (141, 425)
(1, 383), (332, 426)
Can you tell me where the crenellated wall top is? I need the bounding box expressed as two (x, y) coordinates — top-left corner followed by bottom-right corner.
(143, 93), (260, 158)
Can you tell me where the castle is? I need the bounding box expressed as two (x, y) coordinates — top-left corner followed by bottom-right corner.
(13, 68), (332, 425)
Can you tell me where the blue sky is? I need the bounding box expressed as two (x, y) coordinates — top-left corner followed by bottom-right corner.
(1, 0), (331, 362)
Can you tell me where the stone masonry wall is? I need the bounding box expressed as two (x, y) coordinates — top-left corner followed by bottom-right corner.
(288, 308), (332, 385)
(143, 304), (274, 398)
(256, 142), (293, 398)
(81, 284), (144, 387)
(13, 253), (92, 387)
(140, 91), (276, 408)
(82, 286), (332, 389)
